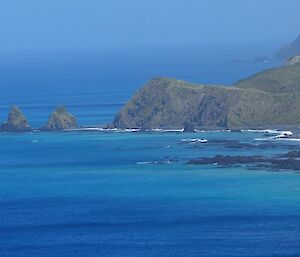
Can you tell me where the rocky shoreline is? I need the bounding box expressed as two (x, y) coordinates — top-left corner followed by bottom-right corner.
(1, 105), (300, 138)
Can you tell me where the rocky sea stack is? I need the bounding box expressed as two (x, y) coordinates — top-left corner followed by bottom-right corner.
(113, 62), (300, 130)
(42, 106), (77, 131)
(0, 105), (31, 132)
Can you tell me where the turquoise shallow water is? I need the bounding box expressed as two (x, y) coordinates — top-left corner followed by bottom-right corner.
(1, 131), (300, 257)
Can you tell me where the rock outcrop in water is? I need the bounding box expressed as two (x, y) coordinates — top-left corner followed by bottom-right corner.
(187, 153), (300, 171)
(42, 106), (77, 131)
(113, 62), (300, 129)
(0, 105), (31, 132)
(183, 121), (196, 133)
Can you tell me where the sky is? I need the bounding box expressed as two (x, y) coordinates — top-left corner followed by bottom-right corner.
(0, 0), (299, 53)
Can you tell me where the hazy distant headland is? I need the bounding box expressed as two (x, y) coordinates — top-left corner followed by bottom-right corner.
(276, 34), (300, 60)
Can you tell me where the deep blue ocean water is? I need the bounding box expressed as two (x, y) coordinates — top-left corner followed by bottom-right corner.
(0, 44), (280, 127)
(1, 44), (300, 257)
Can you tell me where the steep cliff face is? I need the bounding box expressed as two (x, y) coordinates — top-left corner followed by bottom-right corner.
(113, 64), (300, 129)
(114, 78), (210, 128)
(42, 106), (77, 131)
(0, 105), (31, 132)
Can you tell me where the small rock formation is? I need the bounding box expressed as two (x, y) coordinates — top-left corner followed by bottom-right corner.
(187, 155), (265, 165)
(280, 150), (300, 158)
(0, 105), (31, 132)
(187, 154), (300, 171)
(285, 55), (300, 66)
(42, 106), (77, 131)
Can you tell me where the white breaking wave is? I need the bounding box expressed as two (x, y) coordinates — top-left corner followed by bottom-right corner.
(64, 127), (109, 132)
(181, 138), (208, 143)
(136, 161), (152, 165)
(244, 129), (293, 135)
(195, 129), (230, 133)
(150, 128), (184, 132)
(63, 127), (139, 133)
(255, 137), (300, 142)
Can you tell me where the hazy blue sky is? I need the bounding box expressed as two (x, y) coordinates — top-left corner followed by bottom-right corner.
(0, 0), (299, 53)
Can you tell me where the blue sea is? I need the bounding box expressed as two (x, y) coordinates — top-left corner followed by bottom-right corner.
(1, 44), (300, 257)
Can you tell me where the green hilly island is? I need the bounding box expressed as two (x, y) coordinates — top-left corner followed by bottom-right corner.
(113, 62), (300, 129)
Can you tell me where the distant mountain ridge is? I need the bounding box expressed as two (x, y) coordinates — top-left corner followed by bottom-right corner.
(114, 62), (300, 129)
(276, 35), (300, 60)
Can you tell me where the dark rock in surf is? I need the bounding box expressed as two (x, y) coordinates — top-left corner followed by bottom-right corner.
(187, 152), (300, 171)
(187, 155), (266, 165)
(183, 121), (195, 133)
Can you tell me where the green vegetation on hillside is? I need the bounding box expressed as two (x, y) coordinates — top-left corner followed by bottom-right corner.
(234, 63), (300, 93)
(114, 63), (300, 129)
